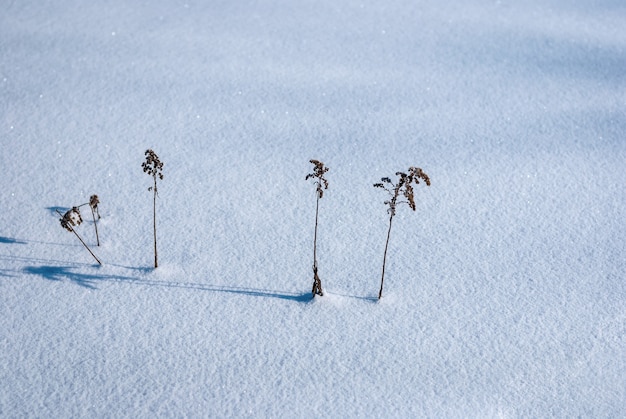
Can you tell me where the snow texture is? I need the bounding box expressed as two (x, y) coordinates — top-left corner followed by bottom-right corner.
(1, 0), (625, 417)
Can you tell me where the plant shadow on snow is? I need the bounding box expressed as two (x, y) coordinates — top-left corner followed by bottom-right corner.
(162, 283), (313, 302)
(46, 206), (69, 217)
(120, 276), (313, 302)
(23, 265), (135, 290)
(0, 233), (74, 248)
(331, 292), (379, 303)
(22, 263), (313, 301)
(0, 236), (27, 245)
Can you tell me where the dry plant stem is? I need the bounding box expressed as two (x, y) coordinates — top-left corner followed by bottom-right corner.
(379, 214), (394, 300)
(312, 193), (323, 296)
(374, 167), (430, 299)
(78, 195), (101, 246)
(89, 194), (100, 246)
(306, 159), (328, 297)
(72, 227), (102, 265)
(56, 210), (102, 265)
(142, 149), (163, 269)
(152, 175), (158, 268)
(90, 206), (100, 246)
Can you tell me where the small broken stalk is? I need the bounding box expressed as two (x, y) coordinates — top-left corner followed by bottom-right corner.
(79, 195), (101, 246)
(58, 208), (102, 265)
(88, 194), (101, 246)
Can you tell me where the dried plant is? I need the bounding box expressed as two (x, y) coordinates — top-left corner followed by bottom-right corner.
(89, 195), (100, 217)
(57, 207), (102, 265)
(306, 159), (329, 297)
(77, 194), (101, 246)
(374, 167), (430, 299)
(142, 149), (164, 268)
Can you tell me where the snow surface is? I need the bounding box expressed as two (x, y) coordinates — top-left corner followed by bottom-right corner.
(1, 0), (625, 417)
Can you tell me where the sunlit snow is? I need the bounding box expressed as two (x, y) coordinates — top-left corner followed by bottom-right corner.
(1, 0), (625, 417)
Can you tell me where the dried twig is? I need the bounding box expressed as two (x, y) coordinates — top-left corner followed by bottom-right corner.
(57, 207), (102, 265)
(306, 159), (329, 297)
(78, 194), (101, 246)
(374, 167), (430, 299)
(142, 149), (164, 268)
(89, 194), (101, 246)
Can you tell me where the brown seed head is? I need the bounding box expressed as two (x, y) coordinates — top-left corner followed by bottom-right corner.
(306, 159), (329, 199)
(375, 166), (431, 214)
(89, 195), (99, 210)
(142, 149), (164, 180)
(60, 207), (83, 231)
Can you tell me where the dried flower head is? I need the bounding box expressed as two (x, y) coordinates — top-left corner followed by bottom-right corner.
(89, 194), (101, 220)
(60, 207), (83, 232)
(56, 206), (102, 265)
(142, 149), (164, 184)
(374, 166), (430, 216)
(306, 159), (329, 198)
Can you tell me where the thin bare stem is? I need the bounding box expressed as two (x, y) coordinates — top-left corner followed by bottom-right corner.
(56, 209), (102, 265)
(153, 175), (158, 268)
(90, 206), (100, 246)
(307, 159), (328, 297)
(312, 192), (323, 296)
(73, 228), (102, 265)
(79, 195), (101, 246)
(143, 149), (163, 269)
(379, 214), (394, 299)
(313, 193), (319, 266)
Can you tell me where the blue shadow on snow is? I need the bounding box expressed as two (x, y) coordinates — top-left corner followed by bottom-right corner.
(22, 264), (313, 302)
(23, 265), (135, 290)
(115, 277), (314, 302)
(0, 236), (27, 245)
